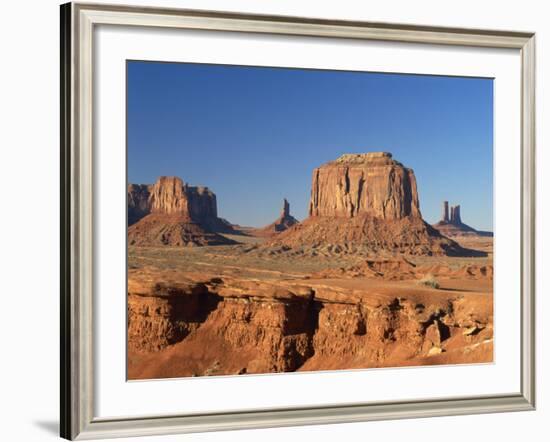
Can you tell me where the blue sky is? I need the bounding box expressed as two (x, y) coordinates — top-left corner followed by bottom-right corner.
(128, 61), (493, 230)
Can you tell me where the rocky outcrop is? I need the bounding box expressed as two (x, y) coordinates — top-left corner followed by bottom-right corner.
(313, 258), (493, 281)
(282, 198), (290, 219)
(150, 176), (192, 216)
(128, 277), (220, 352)
(442, 201), (449, 223)
(128, 184), (153, 225)
(254, 199), (299, 237)
(127, 269), (493, 379)
(450, 204), (461, 224)
(309, 152), (421, 220)
(433, 201), (493, 238)
(128, 176), (218, 224)
(127, 214), (236, 247)
(269, 152), (477, 256)
(149, 176), (218, 223)
(128, 176), (236, 246)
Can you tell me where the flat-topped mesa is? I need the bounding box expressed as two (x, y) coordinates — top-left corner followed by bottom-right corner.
(267, 152), (484, 256)
(335, 152), (397, 166)
(309, 152), (421, 220)
(150, 176), (217, 222)
(127, 176), (236, 247)
(128, 184), (153, 225)
(187, 186), (218, 223)
(150, 176), (188, 215)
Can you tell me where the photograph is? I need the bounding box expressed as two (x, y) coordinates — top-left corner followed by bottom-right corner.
(126, 61), (494, 380)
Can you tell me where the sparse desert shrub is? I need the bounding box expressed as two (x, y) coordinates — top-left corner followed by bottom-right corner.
(417, 274), (440, 289)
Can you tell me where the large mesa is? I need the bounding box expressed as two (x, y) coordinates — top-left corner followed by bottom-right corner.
(309, 152), (420, 220)
(270, 152), (477, 256)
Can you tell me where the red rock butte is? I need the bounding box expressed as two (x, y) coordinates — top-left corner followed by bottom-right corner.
(149, 176), (218, 221)
(309, 152), (420, 220)
(127, 176), (235, 246)
(270, 152), (478, 256)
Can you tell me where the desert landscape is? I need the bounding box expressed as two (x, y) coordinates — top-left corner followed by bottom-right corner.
(127, 152), (493, 380)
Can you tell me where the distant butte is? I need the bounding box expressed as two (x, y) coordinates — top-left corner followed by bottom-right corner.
(433, 201), (493, 238)
(127, 176), (237, 246)
(254, 198), (299, 237)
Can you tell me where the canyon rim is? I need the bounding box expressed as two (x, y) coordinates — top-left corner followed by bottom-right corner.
(127, 62), (493, 380)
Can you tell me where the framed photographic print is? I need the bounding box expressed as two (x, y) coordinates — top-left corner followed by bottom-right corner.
(60, 2), (536, 440)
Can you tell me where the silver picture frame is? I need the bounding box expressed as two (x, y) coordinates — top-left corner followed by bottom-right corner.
(60, 2), (536, 440)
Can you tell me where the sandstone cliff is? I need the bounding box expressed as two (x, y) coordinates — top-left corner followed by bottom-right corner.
(128, 176), (218, 224)
(127, 268), (493, 378)
(149, 176), (218, 222)
(269, 152), (475, 256)
(309, 152), (421, 219)
(128, 176), (235, 246)
(128, 184), (153, 225)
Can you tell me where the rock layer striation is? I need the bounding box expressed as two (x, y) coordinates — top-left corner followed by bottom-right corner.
(309, 152), (421, 220)
(270, 152), (475, 256)
(128, 176), (235, 246)
(127, 268), (493, 379)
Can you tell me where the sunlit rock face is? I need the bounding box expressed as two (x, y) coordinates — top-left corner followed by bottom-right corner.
(266, 152), (476, 257)
(127, 176), (235, 247)
(128, 176), (218, 223)
(309, 152), (421, 220)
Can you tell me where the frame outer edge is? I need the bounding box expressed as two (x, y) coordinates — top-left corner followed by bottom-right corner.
(60, 2), (73, 440)
(521, 35), (536, 408)
(76, 395), (532, 440)
(62, 3), (537, 439)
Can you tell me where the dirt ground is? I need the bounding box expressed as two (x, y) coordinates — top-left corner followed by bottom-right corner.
(128, 235), (493, 380)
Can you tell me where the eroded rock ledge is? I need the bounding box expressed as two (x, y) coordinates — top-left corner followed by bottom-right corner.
(128, 268), (493, 379)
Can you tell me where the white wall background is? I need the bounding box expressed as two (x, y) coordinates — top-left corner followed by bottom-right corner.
(0, 1), (546, 441)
